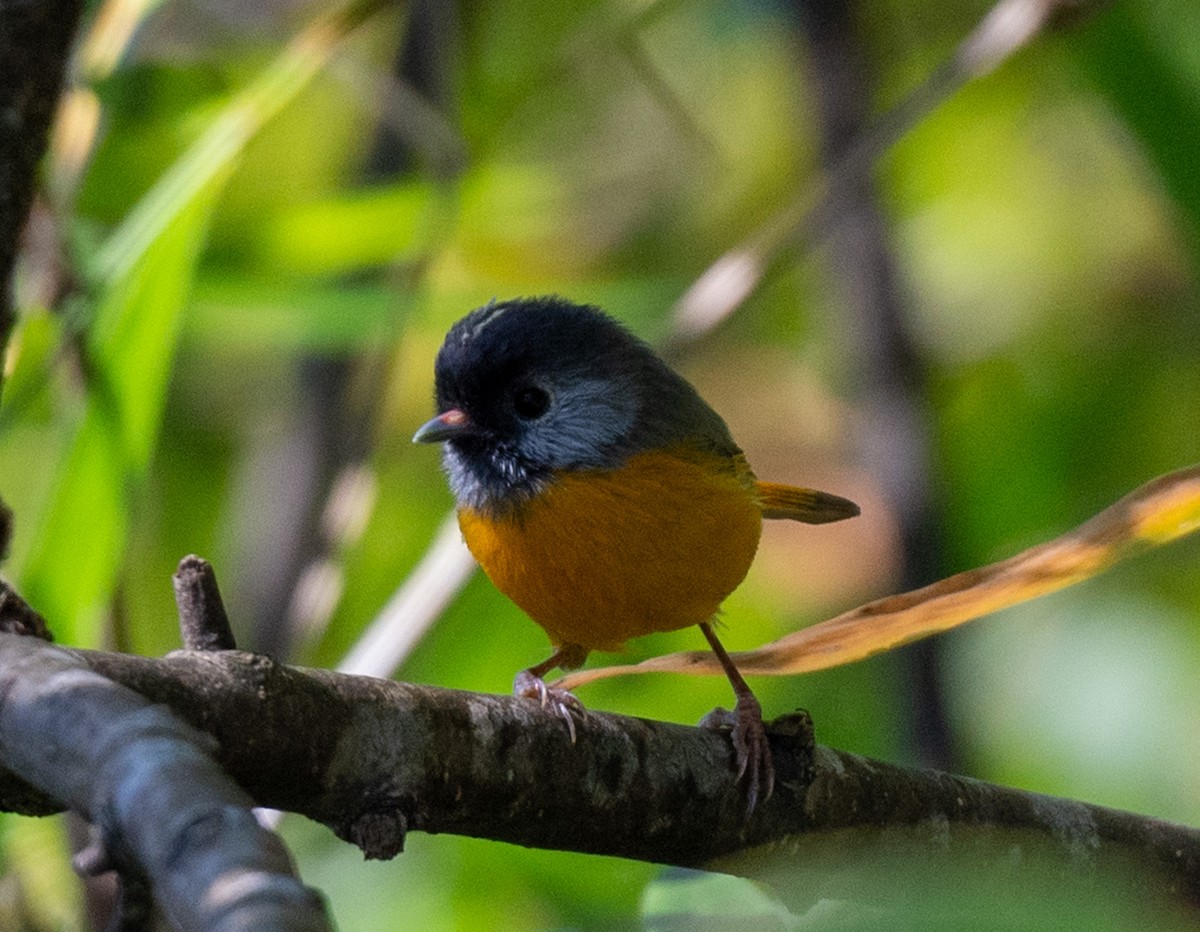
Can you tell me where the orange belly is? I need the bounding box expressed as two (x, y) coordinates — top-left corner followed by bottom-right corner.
(458, 448), (762, 652)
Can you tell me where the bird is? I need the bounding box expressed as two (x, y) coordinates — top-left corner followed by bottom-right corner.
(413, 296), (858, 810)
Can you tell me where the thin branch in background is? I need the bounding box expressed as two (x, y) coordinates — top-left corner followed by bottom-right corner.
(357, 0), (466, 182)
(330, 55), (469, 181)
(237, 355), (361, 659)
(667, 0), (1108, 344)
(790, 0), (953, 770)
(958, 0), (1098, 77)
(284, 461), (379, 653)
(613, 28), (725, 167)
(338, 512), (475, 678)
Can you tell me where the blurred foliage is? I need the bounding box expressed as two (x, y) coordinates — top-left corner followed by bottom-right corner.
(1, 0), (1198, 928)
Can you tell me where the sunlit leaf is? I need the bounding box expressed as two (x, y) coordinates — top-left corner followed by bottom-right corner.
(557, 465), (1200, 688)
(251, 182), (434, 276)
(90, 0), (390, 284)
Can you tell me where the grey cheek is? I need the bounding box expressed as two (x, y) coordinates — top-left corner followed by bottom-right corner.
(524, 378), (638, 468)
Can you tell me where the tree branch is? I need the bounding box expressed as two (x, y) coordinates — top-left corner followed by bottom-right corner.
(667, 0), (1109, 343)
(174, 554), (237, 652)
(0, 633), (1194, 917)
(0, 634), (330, 931)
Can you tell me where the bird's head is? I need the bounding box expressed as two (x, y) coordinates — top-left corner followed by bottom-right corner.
(414, 296), (733, 513)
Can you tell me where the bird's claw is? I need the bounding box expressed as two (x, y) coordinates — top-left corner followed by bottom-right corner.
(513, 670), (587, 743)
(700, 693), (775, 814)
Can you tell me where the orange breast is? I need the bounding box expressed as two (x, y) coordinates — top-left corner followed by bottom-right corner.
(458, 448), (763, 652)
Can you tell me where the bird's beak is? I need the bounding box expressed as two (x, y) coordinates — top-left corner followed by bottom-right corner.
(413, 408), (472, 444)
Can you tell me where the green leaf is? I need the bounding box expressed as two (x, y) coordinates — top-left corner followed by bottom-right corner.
(250, 182), (435, 276)
(1075, 2), (1200, 265)
(20, 184), (220, 644)
(90, 185), (223, 469)
(187, 274), (403, 352)
(19, 0), (389, 644)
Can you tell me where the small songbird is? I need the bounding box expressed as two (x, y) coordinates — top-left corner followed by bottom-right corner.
(414, 296), (858, 809)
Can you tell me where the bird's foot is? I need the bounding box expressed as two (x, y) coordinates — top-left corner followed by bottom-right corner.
(513, 669), (587, 743)
(700, 691), (775, 814)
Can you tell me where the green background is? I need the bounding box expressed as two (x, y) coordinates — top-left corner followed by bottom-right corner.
(1, 0), (1198, 927)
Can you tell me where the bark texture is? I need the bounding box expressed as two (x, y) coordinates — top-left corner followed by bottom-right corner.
(0, 633), (1193, 921)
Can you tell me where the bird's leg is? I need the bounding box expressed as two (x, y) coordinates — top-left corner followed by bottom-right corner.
(698, 620), (775, 813)
(513, 644), (589, 743)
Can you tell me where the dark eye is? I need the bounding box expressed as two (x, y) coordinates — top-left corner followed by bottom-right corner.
(513, 385), (550, 419)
